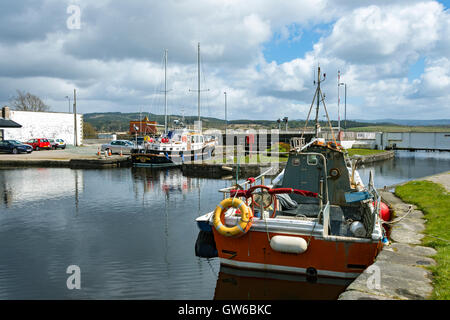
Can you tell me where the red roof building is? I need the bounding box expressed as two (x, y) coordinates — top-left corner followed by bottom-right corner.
(129, 116), (157, 135)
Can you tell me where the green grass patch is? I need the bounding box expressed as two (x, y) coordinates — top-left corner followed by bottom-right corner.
(395, 180), (450, 300)
(267, 142), (291, 154)
(346, 148), (387, 156)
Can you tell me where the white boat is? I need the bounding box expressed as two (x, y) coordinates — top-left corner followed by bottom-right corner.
(132, 43), (217, 167)
(131, 128), (216, 167)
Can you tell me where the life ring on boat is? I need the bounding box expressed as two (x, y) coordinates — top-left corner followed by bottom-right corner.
(213, 197), (253, 238)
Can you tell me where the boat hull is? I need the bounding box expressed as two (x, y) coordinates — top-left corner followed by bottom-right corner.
(212, 228), (382, 279)
(131, 145), (214, 168)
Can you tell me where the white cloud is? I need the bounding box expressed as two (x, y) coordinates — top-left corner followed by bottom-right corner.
(0, 0), (449, 121)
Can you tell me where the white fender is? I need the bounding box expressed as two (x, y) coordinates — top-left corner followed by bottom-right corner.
(270, 236), (308, 254)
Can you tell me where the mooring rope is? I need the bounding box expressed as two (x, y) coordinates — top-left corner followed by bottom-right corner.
(382, 205), (450, 244)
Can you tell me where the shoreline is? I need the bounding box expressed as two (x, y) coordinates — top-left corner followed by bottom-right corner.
(338, 171), (449, 300)
(0, 149), (395, 172)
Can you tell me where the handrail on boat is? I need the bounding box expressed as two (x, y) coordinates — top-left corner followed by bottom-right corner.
(218, 166), (275, 193)
(218, 151), (330, 207)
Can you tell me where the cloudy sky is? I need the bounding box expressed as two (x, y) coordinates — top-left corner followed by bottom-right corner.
(1, 0), (449, 121)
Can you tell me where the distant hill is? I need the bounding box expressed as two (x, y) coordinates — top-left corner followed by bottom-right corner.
(83, 112), (450, 133)
(83, 112), (390, 133)
(355, 119), (450, 126)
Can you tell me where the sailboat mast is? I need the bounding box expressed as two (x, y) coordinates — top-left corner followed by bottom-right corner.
(164, 49), (168, 134)
(314, 66), (321, 137)
(197, 42), (201, 122)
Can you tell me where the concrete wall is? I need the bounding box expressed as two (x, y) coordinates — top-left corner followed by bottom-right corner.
(380, 132), (450, 150)
(3, 110), (83, 145)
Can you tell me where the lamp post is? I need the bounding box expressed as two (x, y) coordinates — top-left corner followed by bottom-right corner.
(224, 91), (227, 134)
(338, 71), (347, 136)
(283, 117), (288, 131)
(337, 71), (343, 132)
(73, 89), (77, 147)
(65, 96), (71, 113)
(344, 84), (347, 130)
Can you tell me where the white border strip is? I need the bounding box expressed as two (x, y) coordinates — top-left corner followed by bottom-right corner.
(220, 258), (361, 279)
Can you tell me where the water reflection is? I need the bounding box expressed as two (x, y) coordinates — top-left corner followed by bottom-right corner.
(0, 168), (83, 208)
(0, 150), (448, 299)
(131, 167), (200, 195)
(0, 167), (222, 299)
(358, 150), (450, 188)
(214, 267), (352, 300)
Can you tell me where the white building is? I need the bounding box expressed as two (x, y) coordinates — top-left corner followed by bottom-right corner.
(1, 106), (83, 145)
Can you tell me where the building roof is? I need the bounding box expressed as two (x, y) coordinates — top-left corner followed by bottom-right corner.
(0, 118), (22, 128)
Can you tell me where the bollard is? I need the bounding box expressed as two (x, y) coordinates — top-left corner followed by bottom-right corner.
(104, 150), (108, 157)
(120, 149), (123, 157)
(97, 148), (101, 156)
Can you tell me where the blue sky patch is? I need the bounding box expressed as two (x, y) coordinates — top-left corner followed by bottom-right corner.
(263, 23), (332, 64)
(408, 57), (425, 81)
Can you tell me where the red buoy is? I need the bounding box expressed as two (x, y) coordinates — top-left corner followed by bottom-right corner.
(374, 201), (391, 221)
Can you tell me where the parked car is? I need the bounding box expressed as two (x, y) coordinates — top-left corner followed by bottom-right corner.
(24, 138), (51, 150)
(48, 138), (66, 150)
(101, 140), (140, 154)
(0, 140), (33, 154)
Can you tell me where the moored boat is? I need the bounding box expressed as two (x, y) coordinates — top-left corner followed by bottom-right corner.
(195, 67), (385, 279)
(131, 128), (216, 167)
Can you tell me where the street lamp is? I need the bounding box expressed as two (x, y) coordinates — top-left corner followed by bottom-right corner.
(65, 96), (71, 113)
(337, 71), (344, 132)
(224, 91), (227, 134)
(343, 84), (347, 130)
(283, 117), (288, 131)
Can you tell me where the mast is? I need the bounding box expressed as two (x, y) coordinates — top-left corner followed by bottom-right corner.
(189, 42), (208, 130)
(314, 67), (321, 137)
(164, 49), (168, 134)
(197, 42), (200, 122)
(337, 70), (341, 132)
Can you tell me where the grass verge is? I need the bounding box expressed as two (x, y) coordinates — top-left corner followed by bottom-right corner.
(346, 148), (387, 156)
(395, 180), (450, 300)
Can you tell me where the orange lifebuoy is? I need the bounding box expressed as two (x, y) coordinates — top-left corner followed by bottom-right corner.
(213, 198), (253, 238)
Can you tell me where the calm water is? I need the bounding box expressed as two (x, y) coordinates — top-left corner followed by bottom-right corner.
(0, 150), (449, 299)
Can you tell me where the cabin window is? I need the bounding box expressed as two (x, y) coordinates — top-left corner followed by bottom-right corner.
(307, 154), (318, 165)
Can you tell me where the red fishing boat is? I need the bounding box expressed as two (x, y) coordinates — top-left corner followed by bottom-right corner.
(196, 67), (385, 279)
